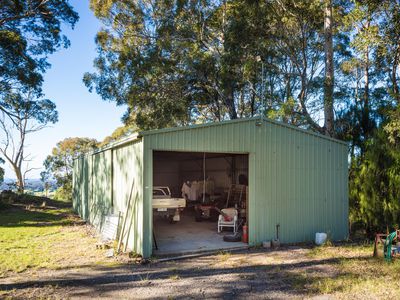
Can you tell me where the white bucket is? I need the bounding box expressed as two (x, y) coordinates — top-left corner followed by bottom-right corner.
(315, 232), (327, 245)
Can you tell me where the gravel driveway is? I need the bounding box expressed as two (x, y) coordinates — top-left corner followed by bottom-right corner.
(0, 246), (345, 299)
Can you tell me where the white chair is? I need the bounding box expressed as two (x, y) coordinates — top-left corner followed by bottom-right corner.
(218, 208), (238, 234)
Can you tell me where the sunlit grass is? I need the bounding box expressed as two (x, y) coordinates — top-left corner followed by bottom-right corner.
(297, 244), (400, 297)
(216, 250), (231, 262)
(0, 204), (110, 277)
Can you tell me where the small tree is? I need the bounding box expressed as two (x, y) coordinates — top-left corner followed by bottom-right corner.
(0, 91), (58, 193)
(44, 137), (98, 200)
(40, 170), (51, 197)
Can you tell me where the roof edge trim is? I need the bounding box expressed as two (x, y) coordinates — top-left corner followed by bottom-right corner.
(139, 116), (348, 146)
(73, 134), (142, 159)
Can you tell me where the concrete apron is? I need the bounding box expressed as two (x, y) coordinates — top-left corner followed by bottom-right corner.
(153, 246), (249, 263)
(152, 210), (248, 258)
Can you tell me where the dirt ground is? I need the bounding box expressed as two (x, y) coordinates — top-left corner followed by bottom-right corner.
(0, 245), (379, 300)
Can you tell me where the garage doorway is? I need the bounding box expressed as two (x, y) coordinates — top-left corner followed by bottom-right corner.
(152, 151), (249, 255)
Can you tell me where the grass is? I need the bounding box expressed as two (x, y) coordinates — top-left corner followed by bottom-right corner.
(295, 243), (400, 297)
(168, 274), (181, 280)
(217, 250), (231, 262)
(0, 195), (111, 277)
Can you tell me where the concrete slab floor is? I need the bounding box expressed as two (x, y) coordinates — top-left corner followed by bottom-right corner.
(153, 209), (247, 256)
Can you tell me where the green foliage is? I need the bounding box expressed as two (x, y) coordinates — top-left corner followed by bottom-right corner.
(0, 0), (77, 192)
(350, 127), (400, 233)
(85, 0), (334, 130)
(99, 123), (138, 147)
(1, 91), (58, 124)
(53, 184), (73, 202)
(0, 0), (79, 99)
(44, 137), (99, 200)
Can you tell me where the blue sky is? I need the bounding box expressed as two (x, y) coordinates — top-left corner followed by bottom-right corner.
(3, 0), (126, 179)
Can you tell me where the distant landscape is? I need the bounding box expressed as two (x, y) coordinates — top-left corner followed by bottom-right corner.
(0, 179), (57, 193)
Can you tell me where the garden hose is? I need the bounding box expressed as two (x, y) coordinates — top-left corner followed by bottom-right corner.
(384, 231), (397, 262)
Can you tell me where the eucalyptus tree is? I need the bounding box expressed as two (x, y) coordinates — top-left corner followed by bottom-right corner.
(0, 0), (78, 117)
(0, 91), (58, 193)
(43, 137), (99, 200)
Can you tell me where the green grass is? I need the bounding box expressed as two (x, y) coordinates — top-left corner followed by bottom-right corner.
(0, 196), (108, 277)
(0, 207), (71, 275)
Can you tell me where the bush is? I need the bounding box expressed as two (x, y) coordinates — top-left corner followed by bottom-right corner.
(350, 128), (400, 235)
(0, 190), (15, 210)
(53, 185), (72, 202)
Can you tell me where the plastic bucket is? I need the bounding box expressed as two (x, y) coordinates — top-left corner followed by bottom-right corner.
(315, 232), (327, 245)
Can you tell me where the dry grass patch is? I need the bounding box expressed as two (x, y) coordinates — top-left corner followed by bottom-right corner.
(295, 244), (400, 298)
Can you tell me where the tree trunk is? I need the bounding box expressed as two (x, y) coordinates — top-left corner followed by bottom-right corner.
(323, 0), (335, 137)
(391, 47), (400, 102)
(224, 83), (237, 119)
(362, 47), (370, 143)
(12, 164), (24, 193)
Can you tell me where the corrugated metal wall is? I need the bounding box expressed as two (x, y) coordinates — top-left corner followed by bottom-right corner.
(112, 140), (144, 253)
(90, 150), (112, 228)
(142, 118), (348, 254)
(73, 139), (145, 255)
(73, 154), (92, 221)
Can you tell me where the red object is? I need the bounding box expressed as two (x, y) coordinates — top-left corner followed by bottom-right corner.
(242, 224), (248, 243)
(224, 216), (232, 222)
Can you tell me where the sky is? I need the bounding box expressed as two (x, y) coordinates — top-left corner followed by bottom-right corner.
(3, 0), (126, 179)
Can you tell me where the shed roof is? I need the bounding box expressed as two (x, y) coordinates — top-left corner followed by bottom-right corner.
(139, 116), (347, 146)
(80, 116), (347, 158)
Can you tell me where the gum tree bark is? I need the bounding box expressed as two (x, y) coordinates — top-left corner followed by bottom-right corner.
(323, 0), (335, 137)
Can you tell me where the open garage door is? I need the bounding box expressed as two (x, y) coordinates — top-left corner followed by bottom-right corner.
(152, 151), (249, 255)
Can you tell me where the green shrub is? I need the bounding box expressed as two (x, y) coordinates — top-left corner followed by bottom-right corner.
(53, 185), (72, 202)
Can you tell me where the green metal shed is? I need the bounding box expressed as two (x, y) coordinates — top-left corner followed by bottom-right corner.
(73, 117), (349, 258)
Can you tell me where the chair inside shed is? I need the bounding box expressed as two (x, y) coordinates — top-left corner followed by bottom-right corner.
(152, 150), (249, 255)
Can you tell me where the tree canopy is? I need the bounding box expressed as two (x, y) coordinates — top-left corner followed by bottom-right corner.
(84, 0), (400, 233)
(0, 0), (78, 192)
(43, 137), (99, 200)
(0, 0), (78, 100)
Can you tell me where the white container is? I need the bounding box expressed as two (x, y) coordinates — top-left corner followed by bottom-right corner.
(315, 232), (327, 245)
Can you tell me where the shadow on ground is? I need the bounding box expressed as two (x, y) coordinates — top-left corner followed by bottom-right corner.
(0, 253), (370, 299)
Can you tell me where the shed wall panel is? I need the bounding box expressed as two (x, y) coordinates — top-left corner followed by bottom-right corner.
(73, 155), (92, 221)
(73, 140), (145, 256)
(112, 140), (144, 254)
(90, 150), (112, 228)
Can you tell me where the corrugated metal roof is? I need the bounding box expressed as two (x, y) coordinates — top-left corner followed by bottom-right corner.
(76, 117), (347, 160)
(139, 117), (348, 146)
